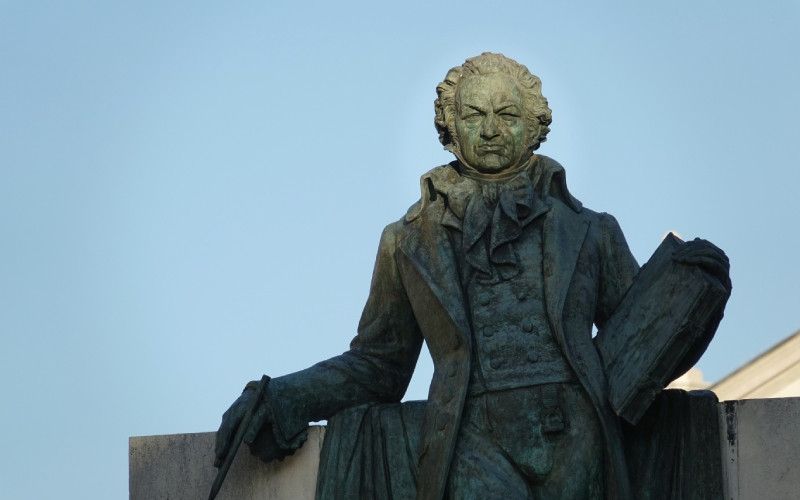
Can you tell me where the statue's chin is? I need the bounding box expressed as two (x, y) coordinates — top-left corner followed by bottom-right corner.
(475, 163), (511, 174)
(456, 152), (532, 178)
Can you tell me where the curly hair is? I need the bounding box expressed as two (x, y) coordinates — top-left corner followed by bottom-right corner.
(434, 53), (552, 154)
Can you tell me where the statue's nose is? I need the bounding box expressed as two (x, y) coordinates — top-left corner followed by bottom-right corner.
(481, 114), (500, 139)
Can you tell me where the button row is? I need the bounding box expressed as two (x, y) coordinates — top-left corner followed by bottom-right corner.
(481, 323), (539, 337)
(476, 290), (531, 307)
(487, 350), (541, 369)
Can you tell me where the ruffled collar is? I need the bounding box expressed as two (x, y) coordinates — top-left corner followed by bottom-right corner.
(438, 158), (551, 282)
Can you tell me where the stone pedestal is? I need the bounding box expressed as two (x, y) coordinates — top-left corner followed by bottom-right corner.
(720, 398), (800, 499)
(130, 399), (800, 499)
(129, 426), (324, 500)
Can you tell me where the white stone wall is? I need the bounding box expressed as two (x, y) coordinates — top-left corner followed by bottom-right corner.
(130, 399), (800, 499)
(129, 426), (324, 500)
(720, 398), (800, 500)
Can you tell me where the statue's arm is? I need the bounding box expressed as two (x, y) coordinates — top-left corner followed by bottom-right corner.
(267, 222), (423, 439)
(217, 221), (423, 463)
(594, 213), (640, 329)
(592, 213), (731, 331)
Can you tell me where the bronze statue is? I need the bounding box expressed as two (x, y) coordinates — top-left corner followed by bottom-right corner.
(214, 53), (730, 499)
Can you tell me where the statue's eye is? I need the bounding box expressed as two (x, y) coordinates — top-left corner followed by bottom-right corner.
(461, 113), (482, 124)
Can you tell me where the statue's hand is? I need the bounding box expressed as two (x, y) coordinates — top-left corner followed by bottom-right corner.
(214, 379), (296, 467)
(214, 385), (258, 467)
(673, 238), (731, 292)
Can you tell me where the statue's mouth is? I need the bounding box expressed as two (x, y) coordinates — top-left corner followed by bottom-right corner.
(478, 145), (504, 153)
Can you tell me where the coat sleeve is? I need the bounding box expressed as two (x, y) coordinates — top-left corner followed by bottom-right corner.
(594, 212), (640, 329)
(266, 220), (424, 443)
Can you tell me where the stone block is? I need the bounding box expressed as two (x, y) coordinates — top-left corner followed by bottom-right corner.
(129, 426), (324, 500)
(720, 398), (800, 500)
(130, 399), (800, 499)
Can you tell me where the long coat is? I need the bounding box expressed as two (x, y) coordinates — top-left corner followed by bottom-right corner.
(267, 155), (640, 499)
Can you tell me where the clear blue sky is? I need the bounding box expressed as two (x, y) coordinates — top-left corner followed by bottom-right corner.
(2, 2), (799, 497)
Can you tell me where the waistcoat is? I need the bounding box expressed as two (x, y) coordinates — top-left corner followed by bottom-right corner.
(465, 220), (574, 395)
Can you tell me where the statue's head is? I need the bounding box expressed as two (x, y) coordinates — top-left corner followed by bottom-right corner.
(435, 53), (552, 174)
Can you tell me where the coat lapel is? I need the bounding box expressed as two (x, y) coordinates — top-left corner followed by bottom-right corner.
(397, 210), (471, 344)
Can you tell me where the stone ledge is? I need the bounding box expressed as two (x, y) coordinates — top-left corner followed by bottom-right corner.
(720, 398), (800, 500)
(129, 426), (324, 500)
(130, 399), (800, 499)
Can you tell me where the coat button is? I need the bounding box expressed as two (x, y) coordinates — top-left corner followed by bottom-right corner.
(527, 350), (539, 362)
(452, 334), (462, 350)
(483, 327), (494, 337)
(490, 357), (502, 369)
(516, 290), (528, 301)
(446, 361), (458, 377)
(522, 319), (534, 333)
(442, 387), (455, 403)
(436, 413), (450, 430)
(479, 294), (490, 306)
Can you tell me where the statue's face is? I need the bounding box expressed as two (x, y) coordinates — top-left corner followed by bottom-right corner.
(454, 73), (530, 174)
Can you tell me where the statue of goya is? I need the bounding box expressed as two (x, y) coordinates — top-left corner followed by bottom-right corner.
(213, 53), (731, 500)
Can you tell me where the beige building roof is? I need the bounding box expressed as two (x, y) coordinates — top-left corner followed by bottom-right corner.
(667, 367), (712, 392)
(709, 330), (800, 401)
